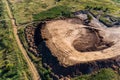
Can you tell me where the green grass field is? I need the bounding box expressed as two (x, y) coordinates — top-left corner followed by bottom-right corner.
(0, 1), (32, 80)
(33, 6), (73, 21)
(8, 0), (120, 25)
(8, 0), (55, 24)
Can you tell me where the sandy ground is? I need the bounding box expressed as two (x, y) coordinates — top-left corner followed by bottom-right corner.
(42, 18), (120, 66)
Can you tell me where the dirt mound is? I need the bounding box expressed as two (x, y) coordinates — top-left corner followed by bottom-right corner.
(41, 18), (120, 67)
(24, 20), (120, 79)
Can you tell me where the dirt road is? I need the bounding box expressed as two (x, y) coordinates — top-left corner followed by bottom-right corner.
(3, 0), (40, 80)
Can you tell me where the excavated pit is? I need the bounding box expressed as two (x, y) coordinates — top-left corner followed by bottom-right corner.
(72, 28), (98, 52)
(41, 18), (120, 67)
(72, 28), (112, 52)
(25, 18), (120, 80)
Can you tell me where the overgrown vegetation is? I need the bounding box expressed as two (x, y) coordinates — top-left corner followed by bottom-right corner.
(72, 68), (120, 80)
(33, 6), (73, 21)
(0, 1), (32, 80)
(8, 0), (120, 25)
(8, 0), (56, 24)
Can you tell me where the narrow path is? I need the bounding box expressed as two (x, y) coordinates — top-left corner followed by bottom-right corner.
(3, 0), (40, 80)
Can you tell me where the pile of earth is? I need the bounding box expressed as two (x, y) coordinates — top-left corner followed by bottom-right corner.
(25, 11), (120, 79)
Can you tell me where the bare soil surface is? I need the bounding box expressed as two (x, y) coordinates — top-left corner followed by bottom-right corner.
(25, 20), (120, 79)
(41, 18), (120, 67)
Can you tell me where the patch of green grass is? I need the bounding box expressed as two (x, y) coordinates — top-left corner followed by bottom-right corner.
(72, 75), (90, 80)
(72, 68), (120, 80)
(112, 0), (120, 3)
(99, 16), (112, 25)
(33, 0), (120, 21)
(90, 69), (119, 80)
(8, 0), (120, 25)
(33, 6), (73, 21)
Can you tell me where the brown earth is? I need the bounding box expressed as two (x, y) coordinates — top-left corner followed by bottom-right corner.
(25, 19), (120, 79)
(41, 18), (120, 67)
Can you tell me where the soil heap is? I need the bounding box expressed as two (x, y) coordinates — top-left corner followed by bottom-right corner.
(41, 17), (120, 67)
